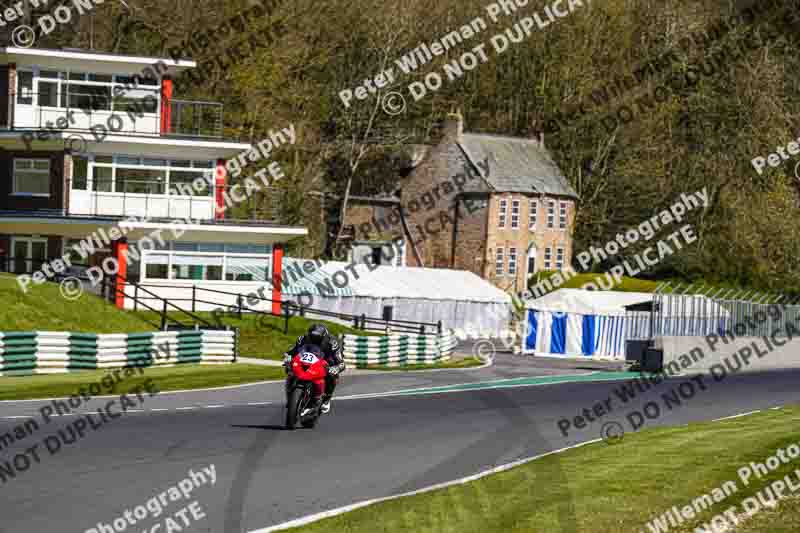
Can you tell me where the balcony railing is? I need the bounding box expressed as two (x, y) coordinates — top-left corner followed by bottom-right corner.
(168, 100), (223, 139)
(5, 91), (224, 139)
(67, 177), (286, 222)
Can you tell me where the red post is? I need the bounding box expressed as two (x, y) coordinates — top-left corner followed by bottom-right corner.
(160, 77), (173, 134)
(215, 159), (226, 220)
(271, 244), (284, 315)
(113, 239), (128, 309)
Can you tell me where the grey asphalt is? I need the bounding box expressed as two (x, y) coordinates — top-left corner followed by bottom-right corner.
(0, 353), (797, 533)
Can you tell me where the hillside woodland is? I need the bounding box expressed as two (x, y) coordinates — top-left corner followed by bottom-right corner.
(15, 0), (800, 290)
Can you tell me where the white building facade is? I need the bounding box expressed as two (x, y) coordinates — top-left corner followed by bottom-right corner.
(0, 47), (306, 313)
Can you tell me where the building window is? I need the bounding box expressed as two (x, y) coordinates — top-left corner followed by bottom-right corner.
(498, 199), (507, 228)
(13, 159), (50, 196)
(85, 156), (213, 196)
(17, 70), (33, 105)
(495, 247), (504, 276)
(529, 199), (537, 229)
(29, 69), (159, 113)
(556, 247), (564, 269)
(547, 200), (555, 228)
(559, 202), (568, 229)
(508, 247), (517, 275)
(544, 247), (552, 270)
(141, 242), (272, 282)
(511, 200), (520, 229)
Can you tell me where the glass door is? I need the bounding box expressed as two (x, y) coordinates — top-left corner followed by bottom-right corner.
(11, 237), (47, 274)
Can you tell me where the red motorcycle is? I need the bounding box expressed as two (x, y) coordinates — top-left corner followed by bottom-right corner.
(284, 344), (329, 429)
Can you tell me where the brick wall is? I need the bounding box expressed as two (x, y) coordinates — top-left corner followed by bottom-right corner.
(342, 202), (403, 241)
(0, 63), (11, 128)
(62, 153), (72, 213)
(338, 112), (577, 293)
(485, 193), (575, 291)
(452, 195), (489, 277)
(399, 113), (490, 268)
(0, 150), (66, 211)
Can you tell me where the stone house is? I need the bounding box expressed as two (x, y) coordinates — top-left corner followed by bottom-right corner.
(336, 113), (578, 293)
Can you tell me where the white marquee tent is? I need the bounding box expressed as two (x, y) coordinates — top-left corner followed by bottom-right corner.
(281, 258), (512, 336)
(522, 289), (730, 359)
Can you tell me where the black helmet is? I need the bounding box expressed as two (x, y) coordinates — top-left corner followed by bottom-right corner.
(307, 324), (328, 346)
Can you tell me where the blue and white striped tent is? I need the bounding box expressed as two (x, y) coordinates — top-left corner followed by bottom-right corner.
(522, 289), (655, 359)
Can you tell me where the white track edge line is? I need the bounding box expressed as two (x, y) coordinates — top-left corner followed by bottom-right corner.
(0, 356), (498, 404)
(251, 406), (791, 533)
(249, 438), (604, 533)
(0, 374), (637, 419)
(0, 378), (285, 403)
(712, 410), (761, 422)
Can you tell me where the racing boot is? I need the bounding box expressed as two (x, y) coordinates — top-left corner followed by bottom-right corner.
(321, 394), (332, 414)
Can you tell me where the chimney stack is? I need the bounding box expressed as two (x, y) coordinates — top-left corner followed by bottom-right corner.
(530, 119), (544, 147)
(443, 111), (463, 141)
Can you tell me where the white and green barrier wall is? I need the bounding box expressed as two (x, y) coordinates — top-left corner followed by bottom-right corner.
(0, 330), (237, 376)
(342, 330), (457, 367)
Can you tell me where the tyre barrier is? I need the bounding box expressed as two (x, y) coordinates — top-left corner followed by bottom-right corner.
(342, 330), (456, 368)
(0, 330), (237, 376)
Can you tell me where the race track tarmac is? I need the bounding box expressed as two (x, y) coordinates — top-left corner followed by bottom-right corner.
(0, 353), (797, 533)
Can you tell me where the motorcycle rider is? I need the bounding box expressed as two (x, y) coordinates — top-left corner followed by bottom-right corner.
(284, 324), (345, 414)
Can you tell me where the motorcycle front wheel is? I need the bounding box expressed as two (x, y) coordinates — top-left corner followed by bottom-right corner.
(285, 387), (306, 430)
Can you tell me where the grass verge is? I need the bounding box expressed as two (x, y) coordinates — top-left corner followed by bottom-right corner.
(286, 406), (800, 533)
(0, 363), (284, 400)
(0, 273), (154, 332)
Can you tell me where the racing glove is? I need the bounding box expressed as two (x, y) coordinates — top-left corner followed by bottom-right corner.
(328, 362), (346, 376)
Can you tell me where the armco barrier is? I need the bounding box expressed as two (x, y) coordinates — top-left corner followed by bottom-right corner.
(0, 330), (237, 376)
(342, 330), (456, 367)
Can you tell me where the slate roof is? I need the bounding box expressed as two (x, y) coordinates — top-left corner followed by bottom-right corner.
(458, 133), (579, 199)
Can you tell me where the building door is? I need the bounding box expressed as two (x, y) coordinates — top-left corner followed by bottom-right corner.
(526, 244), (537, 279)
(11, 237), (47, 274)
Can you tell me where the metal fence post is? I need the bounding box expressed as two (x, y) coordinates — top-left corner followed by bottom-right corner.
(160, 299), (168, 331)
(437, 320), (442, 334)
(237, 294), (243, 319)
(283, 303), (290, 334)
(231, 326), (239, 363)
(133, 283), (139, 311)
(192, 285), (196, 313)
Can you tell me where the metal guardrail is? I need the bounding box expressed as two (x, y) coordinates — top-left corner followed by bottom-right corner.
(650, 282), (800, 338)
(129, 283), (443, 335)
(169, 99), (223, 139)
(4, 91), (224, 139)
(3, 255), (440, 341)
